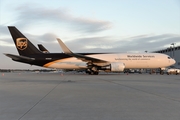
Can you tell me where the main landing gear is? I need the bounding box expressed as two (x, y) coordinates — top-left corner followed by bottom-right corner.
(86, 68), (99, 75)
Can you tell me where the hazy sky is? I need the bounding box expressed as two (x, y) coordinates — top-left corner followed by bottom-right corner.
(0, 0), (180, 69)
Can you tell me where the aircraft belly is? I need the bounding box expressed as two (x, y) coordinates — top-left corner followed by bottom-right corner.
(125, 62), (148, 69)
(44, 61), (87, 69)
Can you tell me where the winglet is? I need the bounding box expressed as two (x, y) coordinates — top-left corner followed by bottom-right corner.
(57, 38), (72, 54)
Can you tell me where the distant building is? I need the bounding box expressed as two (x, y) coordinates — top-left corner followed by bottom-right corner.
(153, 46), (180, 68)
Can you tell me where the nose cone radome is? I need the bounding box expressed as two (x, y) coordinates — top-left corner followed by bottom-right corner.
(172, 59), (176, 65)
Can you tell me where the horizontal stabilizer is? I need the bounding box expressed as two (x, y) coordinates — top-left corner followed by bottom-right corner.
(38, 44), (49, 53)
(4, 53), (35, 61)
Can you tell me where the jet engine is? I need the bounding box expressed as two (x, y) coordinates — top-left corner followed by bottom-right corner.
(100, 62), (125, 72)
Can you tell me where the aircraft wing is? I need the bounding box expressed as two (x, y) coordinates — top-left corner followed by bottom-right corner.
(57, 38), (110, 66)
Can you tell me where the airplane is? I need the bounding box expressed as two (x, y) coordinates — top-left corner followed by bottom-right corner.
(4, 26), (176, 75)
(38, 44), (50, 53)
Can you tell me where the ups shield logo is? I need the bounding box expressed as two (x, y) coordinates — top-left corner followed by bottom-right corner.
(16, 38), (28, 50)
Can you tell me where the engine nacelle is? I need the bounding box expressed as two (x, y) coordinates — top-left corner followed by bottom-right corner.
(100, 62), (125, 72)
(110, 62), (125, 72)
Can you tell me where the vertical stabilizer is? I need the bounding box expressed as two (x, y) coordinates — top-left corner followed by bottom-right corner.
(8, 26), (42, 56)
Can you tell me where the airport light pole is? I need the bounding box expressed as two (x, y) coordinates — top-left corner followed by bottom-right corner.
(171, 43), (175, 58)
(170, 46), (172, 58)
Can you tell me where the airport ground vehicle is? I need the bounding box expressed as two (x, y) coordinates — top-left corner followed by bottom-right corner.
(166, 68), (180, 75)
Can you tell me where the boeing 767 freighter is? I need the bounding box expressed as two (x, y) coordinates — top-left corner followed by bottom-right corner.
(4, 26), (175, 75)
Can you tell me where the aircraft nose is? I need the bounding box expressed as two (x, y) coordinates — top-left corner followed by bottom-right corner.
(172, 59), (176, 65)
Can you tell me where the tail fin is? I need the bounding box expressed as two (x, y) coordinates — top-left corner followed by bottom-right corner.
(8, 26), (42, 56)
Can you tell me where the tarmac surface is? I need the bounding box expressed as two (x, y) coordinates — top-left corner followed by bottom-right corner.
(0, 72), (180, 120)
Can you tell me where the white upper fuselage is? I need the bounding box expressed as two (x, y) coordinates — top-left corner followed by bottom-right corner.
(44, 53), (175, 69)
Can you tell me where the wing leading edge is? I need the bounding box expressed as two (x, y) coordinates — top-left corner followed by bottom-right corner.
(57, 38), (110, 66)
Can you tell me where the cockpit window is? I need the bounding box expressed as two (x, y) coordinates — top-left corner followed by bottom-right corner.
(168, 57), (171, 59)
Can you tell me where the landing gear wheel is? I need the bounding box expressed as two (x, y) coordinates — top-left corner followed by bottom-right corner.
(94, 71), (99, 75)
(160, 68), (164, 75)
